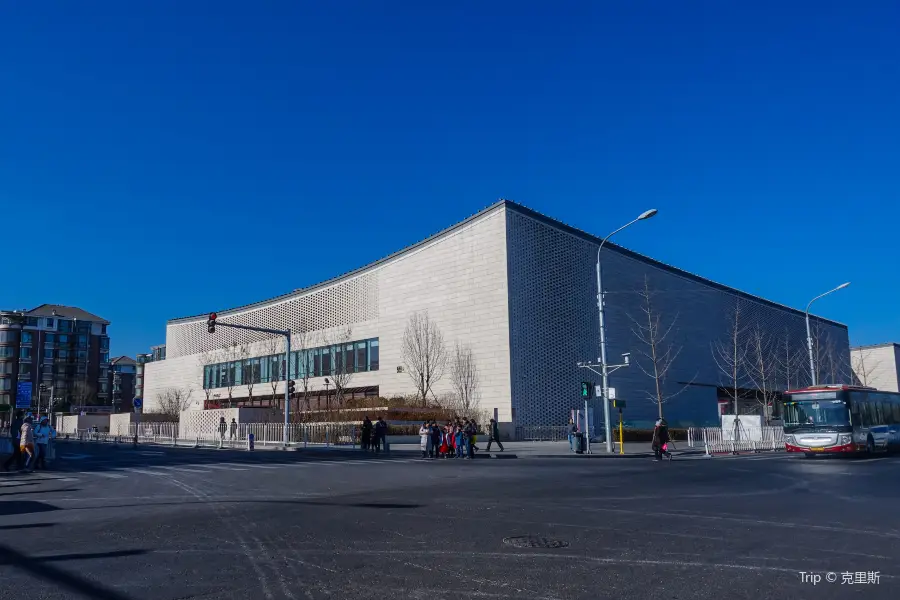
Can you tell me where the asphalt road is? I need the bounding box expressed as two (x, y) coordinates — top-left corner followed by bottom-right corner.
(1, 442), (897, 600)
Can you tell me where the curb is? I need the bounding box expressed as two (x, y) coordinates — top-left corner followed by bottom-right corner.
(523, 450), (705, 460)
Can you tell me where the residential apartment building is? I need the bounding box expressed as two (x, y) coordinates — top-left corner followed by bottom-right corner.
(0, 304), (111, 413)
(109, 356), (137, 411)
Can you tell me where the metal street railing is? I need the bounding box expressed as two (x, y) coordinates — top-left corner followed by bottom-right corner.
(687, 426), (785, 454)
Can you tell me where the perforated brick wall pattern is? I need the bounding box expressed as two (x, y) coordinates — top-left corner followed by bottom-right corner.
(505, 210), (851, 429)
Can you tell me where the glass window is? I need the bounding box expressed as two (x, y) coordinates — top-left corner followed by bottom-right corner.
(0, 362), (11, 374)
(21, 331), (33, 344)
(344, 344), (355, 373)
(355, 342), (367, 373)
(0, 379), (11, 391)
(100, 352), (109, 363)
(26, 317), (38, 326)
(0, 331), (16, 343)
(892, 403), (900, 426)
(260, 356), (270, 383)
(58, 320), (72, 333)
(250, 358), (261, 384)
(312, 349), (321, 378)
(369, 339), (379, 371)
(58, 334), (68, 344)
(44, 349), (54, 360)
(0, 346), (14, 358)
(78, 334), (88, 348)
(18, 363), (31, 376)
(77, 350), (88, 361)
(100, 337), (110, 350)
(101, 324), (107, 334)
(20, 347), (32, 360)
(45, 333), (55, 344)
(46, 318), (54, 328)
(321, 347), (332, 376)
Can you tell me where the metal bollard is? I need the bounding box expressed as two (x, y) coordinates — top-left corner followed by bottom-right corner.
(248, 433), (255, 451)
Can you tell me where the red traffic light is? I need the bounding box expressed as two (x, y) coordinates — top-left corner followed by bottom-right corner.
(209, 312), (217, 321)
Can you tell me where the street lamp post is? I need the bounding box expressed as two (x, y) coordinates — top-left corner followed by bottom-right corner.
(805, 282), (850, 386)
(595, 208), (658, 454)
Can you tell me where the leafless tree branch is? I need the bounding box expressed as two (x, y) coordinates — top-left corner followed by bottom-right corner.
(401, 311), (448, 407)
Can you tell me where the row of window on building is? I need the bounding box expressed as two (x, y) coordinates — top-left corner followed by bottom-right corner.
(0, 346), (110, 363)
(0, 331), (110, 349)
(0, 316), (105, 333)
(203, 338), (379, 389)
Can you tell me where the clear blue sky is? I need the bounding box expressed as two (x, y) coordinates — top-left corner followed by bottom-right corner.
(1, 1), (898, 359)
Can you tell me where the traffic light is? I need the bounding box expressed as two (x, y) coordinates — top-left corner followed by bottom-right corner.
(207, 312), (217, 333)
(288, 380), (295, 395)
(581, 382), (592, 398)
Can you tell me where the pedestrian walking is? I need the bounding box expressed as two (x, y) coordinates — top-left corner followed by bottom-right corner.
(652, 419), (671, 461)
(360, 415), (373, 451)
(429, 421), (441, 458)
(34, 416), (53, 470)
(485, 418), (504, 452)
(374, 416), (387, 453)
(229, 418), (238, 441)
(3, 412), (24, 471)
(419, 422), (431, 458)
(568, 419), (578, 452)
(20, 416), (35, 472)
(218, 417), (227, 447)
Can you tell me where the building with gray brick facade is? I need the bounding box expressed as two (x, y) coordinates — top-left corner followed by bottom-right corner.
(142, 201), (850, 436)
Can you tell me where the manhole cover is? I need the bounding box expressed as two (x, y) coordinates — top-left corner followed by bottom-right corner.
(502, 536), (569, 549)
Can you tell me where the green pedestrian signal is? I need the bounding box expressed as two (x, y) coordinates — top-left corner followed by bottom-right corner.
(581, 382), (592, 398)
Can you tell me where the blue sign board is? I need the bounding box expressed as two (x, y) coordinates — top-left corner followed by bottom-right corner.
(132, 398), (143, 409)
(16, 382), (33, 409)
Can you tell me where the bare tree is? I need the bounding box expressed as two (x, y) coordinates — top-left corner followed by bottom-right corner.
(746, 324), (779, 424)
(154, 386), (194, 418)
(72, 381), (97, 409)
(712, 300), (749, 421)
(328, 327), (354, 411)
(401, 311), (448, 407)
(776, 329), (803, 391)
(851, 347), (882, 387)
(292, 318), (315, 421)
(198, 350), (218, 407)
(822, 333), (850, 385)
(449, 342), (480, 416)
(628, 276), (689, 419)
(263, 336), (285, 408)
(221, 344), (246, 406)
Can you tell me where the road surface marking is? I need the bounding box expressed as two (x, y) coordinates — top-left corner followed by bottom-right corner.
(201, 464), (247, 471)
(125, 468), (168, 476)
(85, 472), (126, 479)
(154, 466), (213, 474)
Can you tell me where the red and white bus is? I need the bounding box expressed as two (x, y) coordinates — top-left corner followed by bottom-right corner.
(783, 385), (900, 456)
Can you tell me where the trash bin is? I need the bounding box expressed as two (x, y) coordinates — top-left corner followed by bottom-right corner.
(574, 432), (585, 454)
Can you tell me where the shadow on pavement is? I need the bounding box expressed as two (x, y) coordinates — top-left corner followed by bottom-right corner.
(49, 439), (412, 475)
(0, 543), (139, 600)
(1, 488), (81, 497)
(0, 522), (56, 531)
(0, 500), (60, 517)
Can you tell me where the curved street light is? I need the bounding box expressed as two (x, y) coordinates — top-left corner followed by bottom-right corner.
(594, 209), (658, 453)
(805, 282), (850, 386)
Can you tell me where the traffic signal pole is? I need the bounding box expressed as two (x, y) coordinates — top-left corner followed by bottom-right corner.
(207, 314), (293, 448)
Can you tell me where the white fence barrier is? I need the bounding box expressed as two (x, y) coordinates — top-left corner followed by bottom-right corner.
(102, 422), (360, 449)
(688, 426), (785, 454)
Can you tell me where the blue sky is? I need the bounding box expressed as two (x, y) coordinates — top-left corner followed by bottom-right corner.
(1, 1), (898, 359)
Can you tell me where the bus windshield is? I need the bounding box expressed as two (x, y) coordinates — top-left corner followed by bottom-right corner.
(783, 398), (850, 431)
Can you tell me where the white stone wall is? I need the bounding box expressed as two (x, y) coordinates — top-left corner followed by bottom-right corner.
(143, 206), (513, 423)
(851, 345), (900, 392)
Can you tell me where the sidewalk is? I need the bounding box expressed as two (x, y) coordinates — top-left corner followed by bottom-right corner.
(385, 440), (704, 459)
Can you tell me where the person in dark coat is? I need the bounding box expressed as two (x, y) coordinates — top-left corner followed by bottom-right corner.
(360, 415), (373, 451)
(486, 418), (504, 452)
(3, 412), (24, 471)
(373, 416), (387, 453)
(429, 421), (441, 458)
(651, 419), (671, 461)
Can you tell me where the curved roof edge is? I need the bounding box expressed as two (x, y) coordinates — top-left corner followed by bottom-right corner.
(507, 202), (847, 330)
(168, 200), (846, 330)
